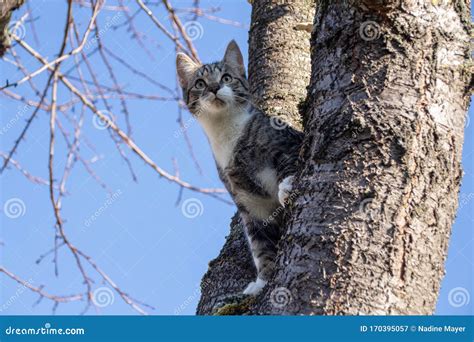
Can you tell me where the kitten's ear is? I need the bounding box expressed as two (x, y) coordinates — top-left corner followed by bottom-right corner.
(176, 53), (199, 87)
(223, 40), (245, 77)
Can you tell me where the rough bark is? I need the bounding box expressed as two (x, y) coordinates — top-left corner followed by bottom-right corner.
(198, 0), (471, 315)
(197, 0), (314, 315)
(248, 0), (313, 129)
(0, 0), (24, 57)
(257, 0), (472, 315)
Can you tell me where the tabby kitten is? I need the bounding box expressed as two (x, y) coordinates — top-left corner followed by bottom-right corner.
(176, 40), (303, 295)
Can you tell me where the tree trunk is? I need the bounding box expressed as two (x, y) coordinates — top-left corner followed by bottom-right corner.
(0, 0), (24, 57)
(247, 0), (313, 129)
(197, 0), (314, 315)
(198, 0), (471, 315)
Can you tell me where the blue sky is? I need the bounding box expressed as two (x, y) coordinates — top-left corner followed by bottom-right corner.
(0, 1), (472, 315)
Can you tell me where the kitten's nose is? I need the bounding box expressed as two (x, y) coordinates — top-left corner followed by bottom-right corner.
(208, 84), (220, 94)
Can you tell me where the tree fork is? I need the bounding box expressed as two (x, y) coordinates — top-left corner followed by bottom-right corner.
(197, 0), (314, 315)
(198, 0), (471, 315)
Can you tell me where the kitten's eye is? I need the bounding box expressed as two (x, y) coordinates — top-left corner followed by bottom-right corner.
(195, 79), (206, 90)
(221, 74), (233, 84)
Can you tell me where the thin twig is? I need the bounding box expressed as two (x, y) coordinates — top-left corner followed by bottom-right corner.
(15, 35), (227, 196)
(1, 0), (102, 89)
(135, 0), (193, 58)
(1, 266), (84, 303)
(162, 0), (200, 62)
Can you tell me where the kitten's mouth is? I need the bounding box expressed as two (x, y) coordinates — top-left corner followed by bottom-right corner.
(213, 97), (226, 105)
(206, 94), (226, 106)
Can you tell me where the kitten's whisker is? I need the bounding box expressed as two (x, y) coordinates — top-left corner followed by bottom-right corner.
(186, 98), (200, 107)
(232, 95), (259, 108)
(184, 98), (204, 116)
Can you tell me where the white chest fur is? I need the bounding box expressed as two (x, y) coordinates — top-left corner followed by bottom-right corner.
(198, 106), (252, 169)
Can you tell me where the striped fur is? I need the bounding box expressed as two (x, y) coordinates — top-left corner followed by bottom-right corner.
(177, 41), (303, 295)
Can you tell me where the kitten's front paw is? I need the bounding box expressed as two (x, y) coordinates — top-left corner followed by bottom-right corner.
(243, 278), (267, 295)
(278, 175), (295, 206)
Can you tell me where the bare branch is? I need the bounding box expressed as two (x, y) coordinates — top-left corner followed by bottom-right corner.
(0, 266), (84, 304)
(14, 35), (228, 197)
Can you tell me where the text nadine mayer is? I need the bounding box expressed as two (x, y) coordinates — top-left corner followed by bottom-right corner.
(417, 325), (466, 333)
